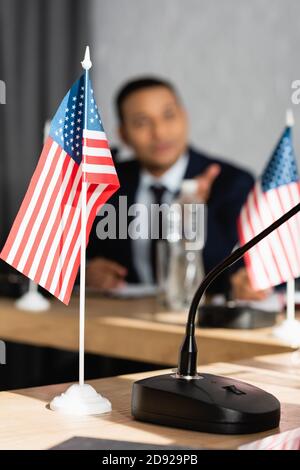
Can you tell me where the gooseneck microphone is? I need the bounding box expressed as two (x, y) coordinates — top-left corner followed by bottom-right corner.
(132, 202), (300, 434)
(178, 202), (300, 377)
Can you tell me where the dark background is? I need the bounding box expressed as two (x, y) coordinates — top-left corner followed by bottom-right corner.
(0, 0), (89, 249)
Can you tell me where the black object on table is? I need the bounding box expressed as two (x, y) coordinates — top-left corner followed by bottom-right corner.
(197, 304), (277, 329)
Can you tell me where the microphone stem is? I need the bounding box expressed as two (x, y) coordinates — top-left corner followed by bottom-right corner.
(178, 202), (300, 376)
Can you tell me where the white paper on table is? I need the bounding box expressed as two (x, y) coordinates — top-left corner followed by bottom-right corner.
(287, 290), (300, 305)
(107, 283), (158, 299)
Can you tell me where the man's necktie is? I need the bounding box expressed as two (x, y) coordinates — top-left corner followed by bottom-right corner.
(149, 184), (168, 283)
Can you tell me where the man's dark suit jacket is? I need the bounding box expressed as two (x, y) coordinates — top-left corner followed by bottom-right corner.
(87, 147), (254, 293)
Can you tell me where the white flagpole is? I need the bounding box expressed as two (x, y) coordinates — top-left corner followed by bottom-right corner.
(15, 279), (50, 312)
(79, 46), (92, 386)
(49, 47), (112, 414)
(286, 277), (295, 322)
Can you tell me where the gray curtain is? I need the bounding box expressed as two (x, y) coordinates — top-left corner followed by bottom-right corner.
(0, 0), (90, 253)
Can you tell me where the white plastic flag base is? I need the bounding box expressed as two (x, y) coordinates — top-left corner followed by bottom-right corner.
(15, 290), (50, 312)
(273, 319), (300, 347)
(49, 383), (112, 415)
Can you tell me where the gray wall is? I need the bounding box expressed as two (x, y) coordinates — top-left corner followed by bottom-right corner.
(90, 0), (300, 176)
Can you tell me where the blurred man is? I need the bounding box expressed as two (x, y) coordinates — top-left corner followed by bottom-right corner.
(87, 77), (269, 300)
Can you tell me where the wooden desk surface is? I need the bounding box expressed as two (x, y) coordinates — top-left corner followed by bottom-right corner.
(0, 296), (296, 365)
(1, 352), (300, 450)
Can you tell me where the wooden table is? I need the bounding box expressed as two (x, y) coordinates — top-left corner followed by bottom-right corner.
(0, 296), (297, 366)
(1, 352), (300, 450)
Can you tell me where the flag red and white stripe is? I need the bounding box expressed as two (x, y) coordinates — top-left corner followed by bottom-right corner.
(82, 129), (119, 185)
(238, 181), (300, 290)
(0, 131), (119, 305)
(239, 426), (300, 450)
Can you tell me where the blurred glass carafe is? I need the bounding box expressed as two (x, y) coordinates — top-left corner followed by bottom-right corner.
(163, 180), (206, 311)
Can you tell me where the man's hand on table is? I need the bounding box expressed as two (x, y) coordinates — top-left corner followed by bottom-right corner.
(86, 258), (127, 291)
(230, 267), (271, 301)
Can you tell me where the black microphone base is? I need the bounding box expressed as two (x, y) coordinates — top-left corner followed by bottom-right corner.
(132, 373), (280, 434)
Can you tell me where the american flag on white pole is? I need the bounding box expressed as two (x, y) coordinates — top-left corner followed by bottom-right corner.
(238, 114), (300, 290)
(0, 74), (119, 305)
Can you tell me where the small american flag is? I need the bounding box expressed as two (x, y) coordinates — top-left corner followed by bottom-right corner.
(0, 74), (119, 304)
(238, 124), (300, 290)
